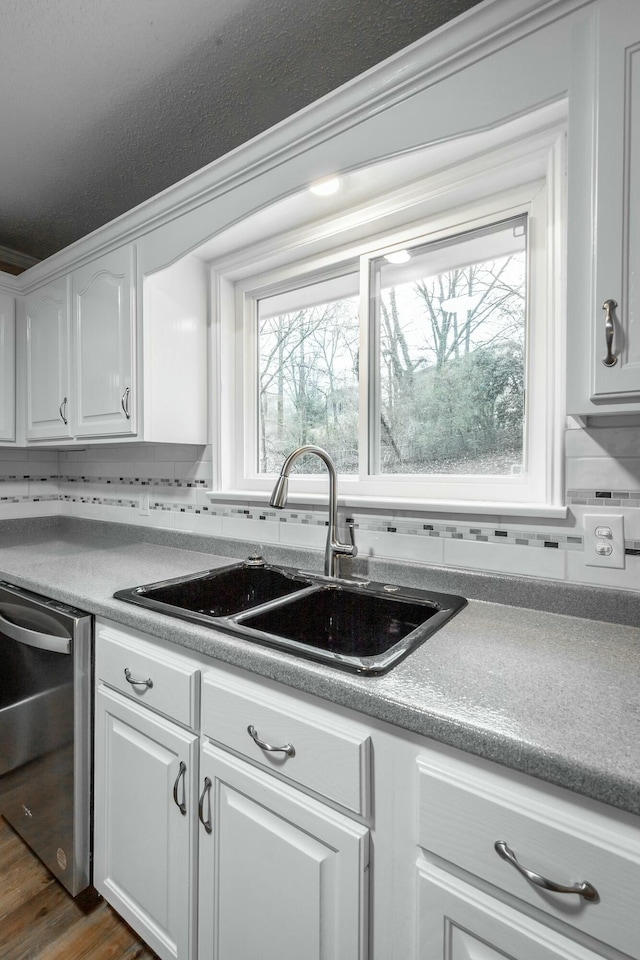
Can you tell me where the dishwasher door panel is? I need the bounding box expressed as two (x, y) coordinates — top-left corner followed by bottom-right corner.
(0, 583), (92, 896)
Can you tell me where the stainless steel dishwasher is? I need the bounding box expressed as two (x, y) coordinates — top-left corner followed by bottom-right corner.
(0, 581), (92, 896)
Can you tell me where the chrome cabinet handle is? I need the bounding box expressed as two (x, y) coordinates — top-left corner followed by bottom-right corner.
(494, 841), (599, 902)
(198, 777), (213, 834)
(59, 397), (68, 424)
(121, 386), (131, 419)
(247, 724), (295, 758)
(602, 299), (618, 367)
(124, 667), (153, 689)
(172, 761), (187, 815)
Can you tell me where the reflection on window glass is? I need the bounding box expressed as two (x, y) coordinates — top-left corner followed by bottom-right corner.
(257, 274), (360, 474)
(373, 217), (527, 476)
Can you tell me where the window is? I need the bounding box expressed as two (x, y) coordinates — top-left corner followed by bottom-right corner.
(257, 273), (360, 475)
(215, 123), (565, 511)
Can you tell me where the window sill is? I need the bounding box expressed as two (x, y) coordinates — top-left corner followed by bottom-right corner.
(206, 489), (568, 521)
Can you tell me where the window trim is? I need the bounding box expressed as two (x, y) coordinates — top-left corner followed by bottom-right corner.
(212, 124), (566, 513)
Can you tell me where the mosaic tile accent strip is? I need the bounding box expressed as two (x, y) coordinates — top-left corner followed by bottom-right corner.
(51, 492), (587, 552)
(0, 475), (56, 482)
(0, 494), (58, 504)
(14, 474), (640, 560)
(567, 488), (640, 508)
(59, 476), (210, 488)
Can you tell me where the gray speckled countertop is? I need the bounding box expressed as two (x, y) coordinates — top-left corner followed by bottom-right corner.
(1, 518), (639, 817)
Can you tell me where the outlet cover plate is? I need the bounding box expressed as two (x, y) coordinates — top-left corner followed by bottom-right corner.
(584, 513), (625, 568)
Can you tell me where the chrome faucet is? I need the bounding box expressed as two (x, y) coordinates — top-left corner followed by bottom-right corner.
(269, 445), (357, 578)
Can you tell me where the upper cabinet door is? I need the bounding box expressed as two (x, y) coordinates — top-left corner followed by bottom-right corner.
(591, 0), (640, 402)
(24, 278), (71, 440)
(567, 0), (640, 414)
(0, 292), (15, 443)
(72, 246), (136, 438)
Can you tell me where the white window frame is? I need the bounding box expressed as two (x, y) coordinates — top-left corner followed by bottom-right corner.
(212, 120), (566, 514)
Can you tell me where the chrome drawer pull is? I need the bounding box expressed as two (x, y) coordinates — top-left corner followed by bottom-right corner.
(602, 298), (618, 367)
(198, 777), (213, 834)
(494, 841), (599, 902)
(173, 761), (187, 815)
(121, 386), (131, 419)
(124, 667), (153, 689)
(247, 724), (295, 758)
(59, 397), (68, 424)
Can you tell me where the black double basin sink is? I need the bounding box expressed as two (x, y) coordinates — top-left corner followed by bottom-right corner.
(114, 559), (467, 675)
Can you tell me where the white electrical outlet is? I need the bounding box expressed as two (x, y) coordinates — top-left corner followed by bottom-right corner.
(584, 513), (625, 568)
(139, 493), (150, 516)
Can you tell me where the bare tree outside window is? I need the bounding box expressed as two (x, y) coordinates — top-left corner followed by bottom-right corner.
(258, 293), (360, 474)
(374, 218), (527, 476)
(256, 216), (527, 480)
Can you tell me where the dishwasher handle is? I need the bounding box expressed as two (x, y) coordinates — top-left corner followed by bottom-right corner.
(0, 610), (71, 654)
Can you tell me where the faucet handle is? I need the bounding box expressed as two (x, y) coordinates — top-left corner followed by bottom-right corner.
(346, 519), (358, 558)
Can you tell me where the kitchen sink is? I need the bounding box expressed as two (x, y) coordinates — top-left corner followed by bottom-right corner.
(114, 559), (466, 674)
(117, 561), (312, 618)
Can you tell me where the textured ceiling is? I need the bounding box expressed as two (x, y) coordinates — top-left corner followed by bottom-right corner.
(1, 0), (482, 262)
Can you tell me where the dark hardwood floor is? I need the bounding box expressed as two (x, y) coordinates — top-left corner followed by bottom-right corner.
(0, 817), (159, 960)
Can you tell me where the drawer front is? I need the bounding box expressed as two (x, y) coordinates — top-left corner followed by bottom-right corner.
(201, 671), (371, 816)
(418, 860), (605, 960)
(96, 622), (200, 729)
(417, 755), (640, 959)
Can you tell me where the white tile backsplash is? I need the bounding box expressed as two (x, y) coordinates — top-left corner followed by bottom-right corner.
(566, 550), (639, 591)
(566, 457), (640, 491)
(357, 529), (446, 565)
(443, 536), (567, 579)
(221, 516), (280, 543)
(1, 422), (640, 592)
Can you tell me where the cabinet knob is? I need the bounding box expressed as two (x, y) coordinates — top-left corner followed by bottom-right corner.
(494, 840), (599, 902)
(602, 299), (618, 367)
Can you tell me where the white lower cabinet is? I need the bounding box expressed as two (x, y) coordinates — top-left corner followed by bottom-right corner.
(417, 861), (604, 960)
(197, 740), (369, 960)
(93, 619), (370, 960)
(412, 748), (640, 960)
(93, 619), (640, 960)
(93, 684), (198, 960)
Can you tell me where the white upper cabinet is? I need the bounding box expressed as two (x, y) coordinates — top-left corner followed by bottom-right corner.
(567, 0), (640, 414)
(0, 292), (15, 443)
(24, 278), (71, 440)
(72, 246), (135, 438)
(17, 244), (207, 446)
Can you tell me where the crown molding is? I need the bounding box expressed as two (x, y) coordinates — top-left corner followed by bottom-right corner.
(0, 245), (39, 270)
(18, 0), (592, 293)
(0, 271), (22, 294)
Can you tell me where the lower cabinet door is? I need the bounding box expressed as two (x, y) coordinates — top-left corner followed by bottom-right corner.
(94, 684), (198, 960)
(198, 741), (369, 960)
(417, 861), (606, 960)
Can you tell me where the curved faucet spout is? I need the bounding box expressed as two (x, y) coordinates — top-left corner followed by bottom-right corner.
(269, 445), (357, 578)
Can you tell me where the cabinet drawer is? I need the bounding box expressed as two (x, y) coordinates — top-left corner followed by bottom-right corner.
(417, 755), (640, 959)
(96, 622), (200, 729)
(201, 671), (371, 816)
